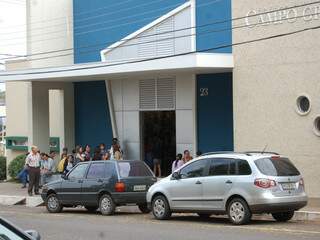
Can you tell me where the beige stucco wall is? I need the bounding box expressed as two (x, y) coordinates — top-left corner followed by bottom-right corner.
(5, 0), (74, 170)
(233, 0), (320, 197)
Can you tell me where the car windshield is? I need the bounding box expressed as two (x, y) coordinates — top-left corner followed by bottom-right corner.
(255, 157), (300, 176)
(117, 161), (153, 177)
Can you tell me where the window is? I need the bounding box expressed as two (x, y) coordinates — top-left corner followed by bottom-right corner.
(255, 157), (300, 176)
(209, 158), (230, 176)
(105, 162), (116, 178)
(180, 160), (207, 179)
(118, 161), (153, 177)
(296, 95), (311, 115)
(313, 116), (320, 136)
(86, 163), (106, 179)
(237, 160), (252, 175)
(68, 164), (88, 179)
(0, 223), (26, 240)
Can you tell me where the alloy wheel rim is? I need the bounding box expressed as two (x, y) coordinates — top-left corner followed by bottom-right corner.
(101, 197), (111, 212)
(153, 199), (165, 217)
(230, 202), (245, 223)
(48, 196), (58, 210)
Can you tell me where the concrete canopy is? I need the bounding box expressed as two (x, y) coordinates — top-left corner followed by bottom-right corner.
(0, 53), (233, 82)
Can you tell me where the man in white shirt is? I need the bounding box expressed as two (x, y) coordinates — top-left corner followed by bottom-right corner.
(25, 146), (41, 196)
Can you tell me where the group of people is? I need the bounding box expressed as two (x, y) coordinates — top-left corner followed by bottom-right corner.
(18, 138), (123, 196)
(17, 146), (57, 196)
(171, 150), (202, 173)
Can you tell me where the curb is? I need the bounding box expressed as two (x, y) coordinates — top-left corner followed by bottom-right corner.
(294, 211), (320, 221)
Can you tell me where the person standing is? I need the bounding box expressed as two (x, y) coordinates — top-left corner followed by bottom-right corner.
(25, 146), (41, 196)
(74, 145), (84, 165)
(99, 143), (106, 159)
(172, 153), (184, 173)
(182, 150), (193, 164)
(40, 153), (55, 186)
(109, 138), (122, 160)
(84, 144), (91, 161)
(152, 137), (162, 177)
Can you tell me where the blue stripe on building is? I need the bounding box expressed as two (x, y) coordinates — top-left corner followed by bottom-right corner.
(197, 73), (234, 153)
(196, 0), (232, 53)
(74, 81), (113, 148)
(73, 0), (186, 63)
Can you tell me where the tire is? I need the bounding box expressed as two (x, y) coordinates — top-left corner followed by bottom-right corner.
(85, 206), (98, 212)
(272, 211), (294, 222)
(99, 194), (116, 215)
(152, 195), (171, 220)
(227, 198), (251, 225)
(138, 203), (151, 214)
(197, 213), (211, 219)
(46, 193), (63, 213)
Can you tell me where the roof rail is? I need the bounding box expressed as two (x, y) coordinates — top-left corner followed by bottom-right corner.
(244, 151), (280, 155)
(200, 151), (248, 157)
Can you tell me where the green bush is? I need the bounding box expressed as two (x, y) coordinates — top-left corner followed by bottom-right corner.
(8, 154), (26, 179)
(0, 156), (6, 180)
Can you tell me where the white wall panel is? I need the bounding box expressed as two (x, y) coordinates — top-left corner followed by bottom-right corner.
(176, 110), (194, 144)
(176, 74), (193, 110)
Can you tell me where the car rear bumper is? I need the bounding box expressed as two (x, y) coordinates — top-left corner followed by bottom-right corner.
(112, 192), (147, 205)
(250, 200), (308, 214)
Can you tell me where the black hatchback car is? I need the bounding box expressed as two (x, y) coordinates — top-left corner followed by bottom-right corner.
(41, 160), (157, 215)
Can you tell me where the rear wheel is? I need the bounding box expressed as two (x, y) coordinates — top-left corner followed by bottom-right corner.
(272, 211), (294, 222)
(85, 206), (98, 212)
(152, 195), (171, 220)
(227, 198), (251, 225)
(46, 193), (63, 213)
(138, 203), (151, 214)
(99, 194), (115, 215)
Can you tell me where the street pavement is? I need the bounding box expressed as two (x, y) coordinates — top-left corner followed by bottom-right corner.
(1, 205), (320, 240)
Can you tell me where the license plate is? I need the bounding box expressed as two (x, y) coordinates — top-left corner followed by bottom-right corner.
(133, 185), (146, 191)
(281, 182), (296, 190)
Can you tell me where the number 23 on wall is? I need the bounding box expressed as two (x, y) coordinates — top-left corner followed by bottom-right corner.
(200, 88), (209, 97)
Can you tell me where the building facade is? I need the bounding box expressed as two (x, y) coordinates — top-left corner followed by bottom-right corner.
(1, 0), (320, 197)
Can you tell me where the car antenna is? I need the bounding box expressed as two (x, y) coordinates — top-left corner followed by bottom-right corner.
(262, 144), (268, 154)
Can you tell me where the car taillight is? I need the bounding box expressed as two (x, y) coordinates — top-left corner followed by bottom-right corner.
(115, 182), (125, 192)
(254, 178), (277, 188)
(299, 178), (304, 187)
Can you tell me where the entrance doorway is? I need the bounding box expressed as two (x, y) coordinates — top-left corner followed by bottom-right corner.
(141, 111), (176, 177)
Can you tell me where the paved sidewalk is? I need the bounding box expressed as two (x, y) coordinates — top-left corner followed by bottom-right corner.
(0, 181), (319, 220)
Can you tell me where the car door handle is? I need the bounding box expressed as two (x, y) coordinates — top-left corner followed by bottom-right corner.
(225, 180), (232, 184)
(97, 179), (103, 183)
(78, 180), (83, 183)
(195, 180), (202, 185)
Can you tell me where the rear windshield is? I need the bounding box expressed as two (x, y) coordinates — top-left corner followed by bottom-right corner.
(255, 157), (300, 176)
(117, 161), (153, 177)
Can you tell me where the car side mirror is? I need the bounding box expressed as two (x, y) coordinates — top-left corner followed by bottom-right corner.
(25, 230), (41, 240)
(171, 171), (181, 180)
(61, 174), (67, 180)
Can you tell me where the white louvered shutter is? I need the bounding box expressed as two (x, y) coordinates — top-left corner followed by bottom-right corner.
(139, 79), (156, 109)
(157, 77), (176, 109)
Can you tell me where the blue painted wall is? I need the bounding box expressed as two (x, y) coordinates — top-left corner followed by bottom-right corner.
(74, 81), (113, 148)
(73, 0), (186, 64)
(197, 73), (233, 153)
(196, 0), (232, 53)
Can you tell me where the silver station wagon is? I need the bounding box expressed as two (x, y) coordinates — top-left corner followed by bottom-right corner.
(147, 152), (308, 225)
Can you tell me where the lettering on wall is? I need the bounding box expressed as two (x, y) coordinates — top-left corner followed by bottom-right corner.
(200, 88), (209, 97)
(245, 4), (320, 27)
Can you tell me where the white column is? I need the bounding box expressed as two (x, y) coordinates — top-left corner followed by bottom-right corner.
(49, 89), (65, 153)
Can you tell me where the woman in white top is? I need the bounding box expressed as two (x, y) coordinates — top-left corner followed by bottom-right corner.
(172, 153), (184, 173)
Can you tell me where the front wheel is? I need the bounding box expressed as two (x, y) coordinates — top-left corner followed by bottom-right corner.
(99, 194), (115, 215)
(138, 204), (151, 214)
(272, 211), (294, 222)
(46, 193), (63, 213)
(152, 195), (171, 220)
(227, 198), (251, 225)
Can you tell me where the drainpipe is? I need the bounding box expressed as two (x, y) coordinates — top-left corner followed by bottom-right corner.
(105, 80), (118, 138)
